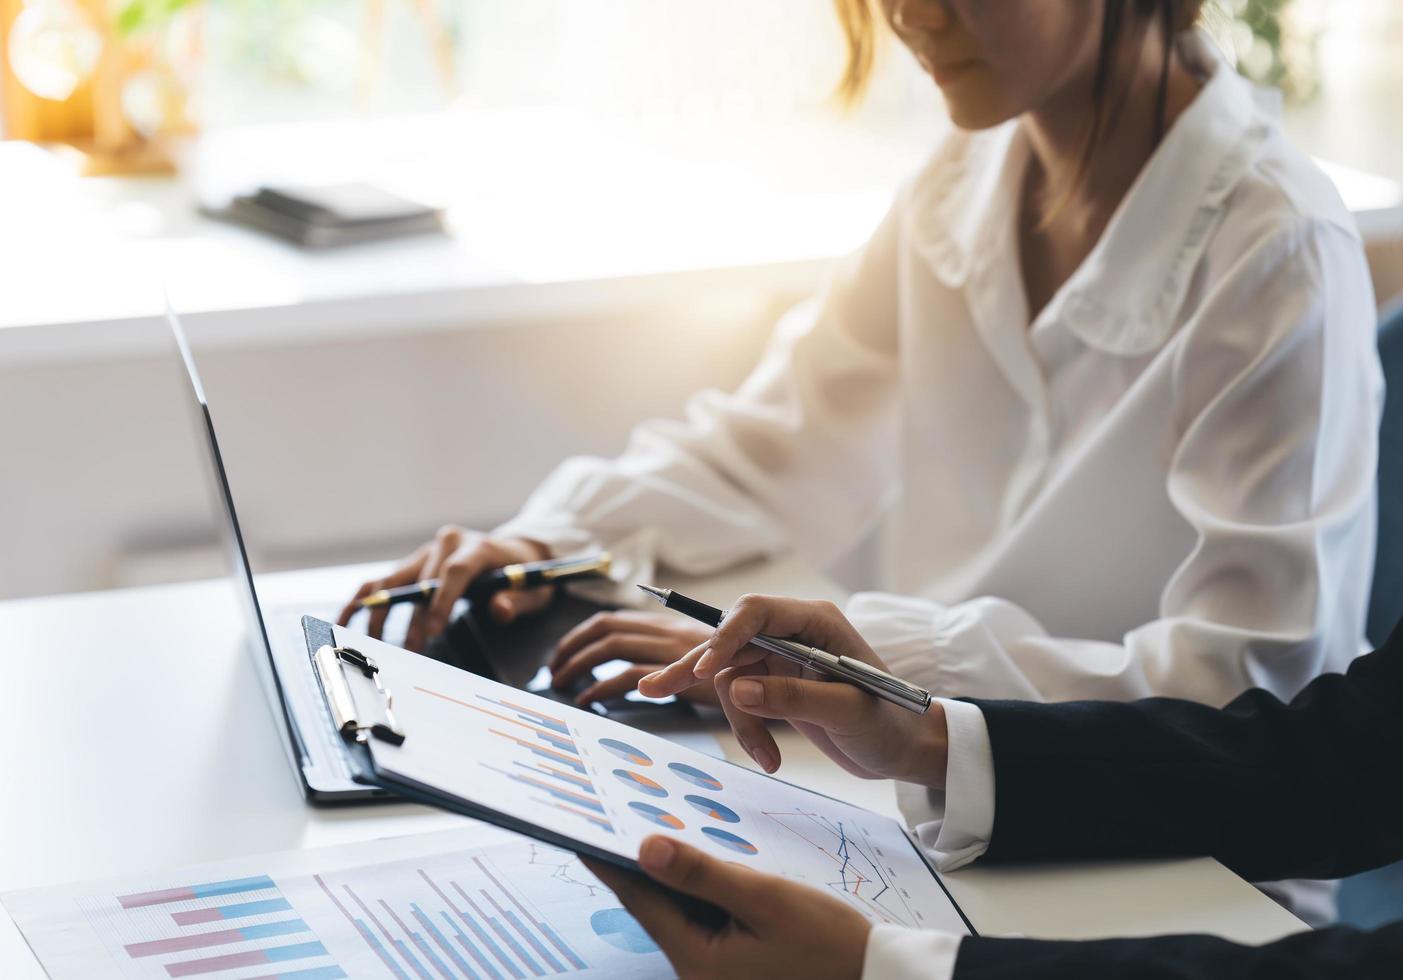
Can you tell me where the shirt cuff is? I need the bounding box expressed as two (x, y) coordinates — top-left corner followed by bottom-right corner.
(896, 698), (995, 871)
(863, 924), (964, 980)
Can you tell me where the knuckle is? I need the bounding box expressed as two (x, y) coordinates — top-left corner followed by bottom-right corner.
(435, 524), (461, 542)
(584, 614), (618, 638)
(677, 853), (709, 892)
(779, 675), (805, 704)
(811, 599), (842, 618)
(593, 635), (623, 657)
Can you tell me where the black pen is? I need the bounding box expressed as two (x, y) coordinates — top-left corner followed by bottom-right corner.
(358, 553), (613, 610)
(637, 584), (932, 714)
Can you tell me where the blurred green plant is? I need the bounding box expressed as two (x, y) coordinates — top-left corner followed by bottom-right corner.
(115, 0), (199, 37)
(1208, 0), (1320, 100)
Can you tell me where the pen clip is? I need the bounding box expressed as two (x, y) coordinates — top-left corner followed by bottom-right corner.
(541, 553), (612, 581)
(313, 645), (407, 746)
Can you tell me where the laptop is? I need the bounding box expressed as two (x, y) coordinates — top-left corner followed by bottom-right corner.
(168, 307), (702, 803)
(168, 308), (392, 801)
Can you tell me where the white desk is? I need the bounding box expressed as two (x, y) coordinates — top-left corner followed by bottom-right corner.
(0, 559), (1306, 976)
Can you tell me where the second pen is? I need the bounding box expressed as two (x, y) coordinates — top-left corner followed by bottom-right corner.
(358, 553), (613, 610)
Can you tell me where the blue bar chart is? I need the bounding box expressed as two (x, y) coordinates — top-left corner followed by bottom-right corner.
(17, 834), (672, 979)
(312, 849), (592, 979)
(414, 685), (617, 836)
(81, 874), (346, 979)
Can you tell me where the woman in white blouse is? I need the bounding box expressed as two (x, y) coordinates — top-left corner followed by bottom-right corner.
(342, 0), (1380, 924)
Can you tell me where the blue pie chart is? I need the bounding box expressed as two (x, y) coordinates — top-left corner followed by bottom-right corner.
(628, 802), (685, 830)
(599, 738), (653, 766)
(684, 795), (740, 823)
(590, 908), (659, 954)
(613, 769), (668, 798)
(667, 762), (722, 791)
(702, 826), (758, 855)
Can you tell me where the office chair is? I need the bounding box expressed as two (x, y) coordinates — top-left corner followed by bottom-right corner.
(1366, 300), (1403, 647)
(1339, 299), (1403, 929)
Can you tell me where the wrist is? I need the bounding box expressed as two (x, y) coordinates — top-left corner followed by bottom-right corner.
(911, 700), (949, 790)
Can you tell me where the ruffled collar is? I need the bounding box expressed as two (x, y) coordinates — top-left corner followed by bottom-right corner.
(905, 29), (1274, 357)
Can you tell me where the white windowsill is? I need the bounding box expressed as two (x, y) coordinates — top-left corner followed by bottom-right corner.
(1, 106), (1397, 365)
(0, 107), (928, 363)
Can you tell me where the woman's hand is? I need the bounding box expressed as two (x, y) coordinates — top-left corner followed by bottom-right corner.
(338, 527), (550, 651)
(640, 595), (949, 787)
(549, 611), (720, 707)
(584, 836), (869, 980)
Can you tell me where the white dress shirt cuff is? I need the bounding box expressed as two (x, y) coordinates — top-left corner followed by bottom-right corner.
(896, 698), (996, 872)
(863, 923), (964, 980)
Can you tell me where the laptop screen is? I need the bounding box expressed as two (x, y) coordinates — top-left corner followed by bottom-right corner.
(166, 305), (309, 778)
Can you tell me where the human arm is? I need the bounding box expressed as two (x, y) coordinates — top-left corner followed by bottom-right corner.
(668, 218), (1381, 713)
(583, 836), (1403, 980)
(635, 596), (1403, 977)
(493, 200), (905, 585)
(875, 922), (1403, 979)
(344, 203), (904, 653)
(651, 594), (1403, 880)
(968, 619), (1403, 881)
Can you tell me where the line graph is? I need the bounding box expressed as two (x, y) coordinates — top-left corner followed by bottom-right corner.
(762, 809), (920, 927)
(527, 844), (607, 899)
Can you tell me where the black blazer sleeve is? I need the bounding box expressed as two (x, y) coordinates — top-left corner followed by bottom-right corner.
(968, 623), (1403, 882)
(953, 922), (1403, 979)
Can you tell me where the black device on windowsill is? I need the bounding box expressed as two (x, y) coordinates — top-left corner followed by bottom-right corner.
(203, 183), (446, 249)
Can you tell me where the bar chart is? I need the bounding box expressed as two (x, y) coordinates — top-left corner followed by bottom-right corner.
(29, 835), (672, 979)
(82, 874), (344, 979)
(313, 851), (590, 979)
(415, 685), (618, 836)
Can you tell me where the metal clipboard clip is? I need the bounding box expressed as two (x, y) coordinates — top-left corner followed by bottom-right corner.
(313, 645), (407, 746)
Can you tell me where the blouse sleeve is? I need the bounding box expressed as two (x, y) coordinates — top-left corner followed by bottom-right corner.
(859, 216), (1382, 708)
(494, 203), (905, 587)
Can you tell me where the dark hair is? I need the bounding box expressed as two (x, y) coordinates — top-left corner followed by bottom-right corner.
(1082, 0), (1206, 182)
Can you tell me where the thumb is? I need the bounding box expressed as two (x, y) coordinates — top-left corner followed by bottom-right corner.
(725, 672), (875, 732)
(637, 836), (768, 920)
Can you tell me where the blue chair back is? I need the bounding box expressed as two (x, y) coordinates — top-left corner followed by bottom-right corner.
(1367, 301), (1403, 647)
(1342, 301), (1403, 929)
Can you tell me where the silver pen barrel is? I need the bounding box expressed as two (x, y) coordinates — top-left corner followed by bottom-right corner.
(834, 656), (931, 713)
(748, 634), (930, 714)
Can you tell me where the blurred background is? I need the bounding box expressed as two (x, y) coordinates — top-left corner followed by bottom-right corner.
(1, 0), (1401, 603)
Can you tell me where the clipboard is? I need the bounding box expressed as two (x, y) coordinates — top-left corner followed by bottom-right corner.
(303, 615), (977, 936)
(305, 616), (622, 867)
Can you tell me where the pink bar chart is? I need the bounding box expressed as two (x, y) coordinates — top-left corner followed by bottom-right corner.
(97, 874), (345, 979)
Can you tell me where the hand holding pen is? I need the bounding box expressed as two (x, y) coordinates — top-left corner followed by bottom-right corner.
(357, 553), (612, 609)
(637, 591), (949, 785)
(339, 525), (608, 651)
